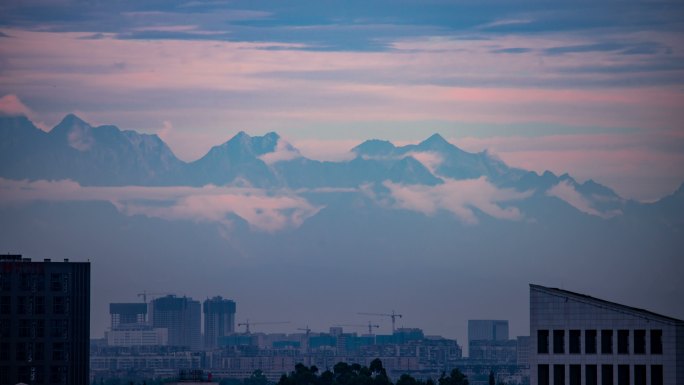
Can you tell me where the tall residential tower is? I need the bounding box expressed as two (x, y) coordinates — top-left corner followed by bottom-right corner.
(151, 295), (201, 351)
(0, 255), (90, 385)
(203, 296), (236, 350)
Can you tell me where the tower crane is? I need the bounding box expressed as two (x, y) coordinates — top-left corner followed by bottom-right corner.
(357, 310), (403, 333)
(337, 321), (380, 334)
(297, 325), (313, 352)
(297, 325), (312, 338)
(137, 291), (172, 303)
(237, 319), (289, 334)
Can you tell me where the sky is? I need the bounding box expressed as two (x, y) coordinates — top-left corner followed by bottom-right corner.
(1, 0), (684, 349)
(2, 1), (684, 200)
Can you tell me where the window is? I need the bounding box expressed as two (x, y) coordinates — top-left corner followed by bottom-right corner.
(651, 365), (663, 385)
(0, 319), (11, 339)
(617, 330), (629, 354)
(53, 296), (66, 314)
(634, 365), (646, 385)
(50, 366), (65, 383)
(585, 330), (597, 354)
(19, 319), (30, 337)
(617, 365), (629, 385)
(51, 319), (68, 339)
(15, 342), (28, 360)
(17, 295), (28, 314)
(586, 365), (597, 385)
(35, 342), (45, 360)
(554, 365), (565, 385)
(32, 366), (45, 383)
(633, 330), (645, 354)
(650, 330), (662, 354)
(50, 273), (63, 291)
(569, 330), (581, 354)
(35, 296), (45, 314)
(0, 273), (11, 291)
(602, 365), (613, 385)
(0, 366), (9, 385)
(569, 365), (581, 385)
(601, 330), (613, 354)
(0, 343), (9, 360)
(20, 273), (32, 291)
(538, 330), (550, 354)
(539, 365), (550, 385)
(35, 320), (45, 338)
(17, 366), (30, 384)
(52, 342), (65, 360)
(554, 330), (565, 354)
(0, 296), (10, 313)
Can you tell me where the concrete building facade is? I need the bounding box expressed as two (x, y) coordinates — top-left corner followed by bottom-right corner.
(0, 255), (90, 385)
(529, 284), (684, 385)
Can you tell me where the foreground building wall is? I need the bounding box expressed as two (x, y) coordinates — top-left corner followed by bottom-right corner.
(0, 255), (90, 385)
(529, 284), (684, 385)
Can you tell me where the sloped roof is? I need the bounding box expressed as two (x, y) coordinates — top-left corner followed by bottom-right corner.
(530, 284), (684, 325)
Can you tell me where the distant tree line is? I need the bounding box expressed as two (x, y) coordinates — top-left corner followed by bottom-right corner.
(92, 359), (471, 385)
(274, 359), (468, 385)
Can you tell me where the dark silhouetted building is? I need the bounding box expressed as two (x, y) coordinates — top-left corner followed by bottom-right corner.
(151, 295), (201, 350)
(203, 296), (236, 349)
(530, 284), (684, 385)
(0, 254), (90, 385)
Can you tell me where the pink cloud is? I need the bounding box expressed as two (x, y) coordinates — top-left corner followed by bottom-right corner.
(405, 151), (443, 175)
(547, 180), (619, 218)
(382, 177), (531, 224)
(0, 179), (320, 233)
(258, 138), (301, 165)
(291, 139), (359, 162)
(0, 94), (31, 117)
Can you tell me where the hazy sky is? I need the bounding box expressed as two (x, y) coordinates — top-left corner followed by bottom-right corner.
(2, 1), (684, 348)
(2, 1), (684, 200)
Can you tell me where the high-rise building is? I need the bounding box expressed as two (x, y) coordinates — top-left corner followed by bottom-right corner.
(517, 335), (531, 366)
(151, 295), (201, 351)
(468, 320), (509, 343)
(109, 302), (147, 329)
(203, 296), (236, 350)
(106, 302), (168, 347)
(529, 284), (684, 385)
(0, 254), (90, 385)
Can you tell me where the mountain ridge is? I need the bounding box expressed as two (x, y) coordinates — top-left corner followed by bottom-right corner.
(2, 113), (678, 217)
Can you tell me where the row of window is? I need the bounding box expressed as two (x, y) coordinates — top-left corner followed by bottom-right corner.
(0, 319), (69, 339)
(0, 295), (71, 315)
(0, 272), (70, 292)
(537, 329), (662, 355)
(538, 364), (662, 385)
(0, 341), (71, 362)
(0, 364), (68, 384)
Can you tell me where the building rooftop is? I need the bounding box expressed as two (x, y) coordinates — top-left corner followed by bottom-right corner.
(530, 284), (684, 325)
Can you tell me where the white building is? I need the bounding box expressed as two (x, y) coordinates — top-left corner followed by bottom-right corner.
(529, 284), (684, 385)
(105, 327), (168, 346)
